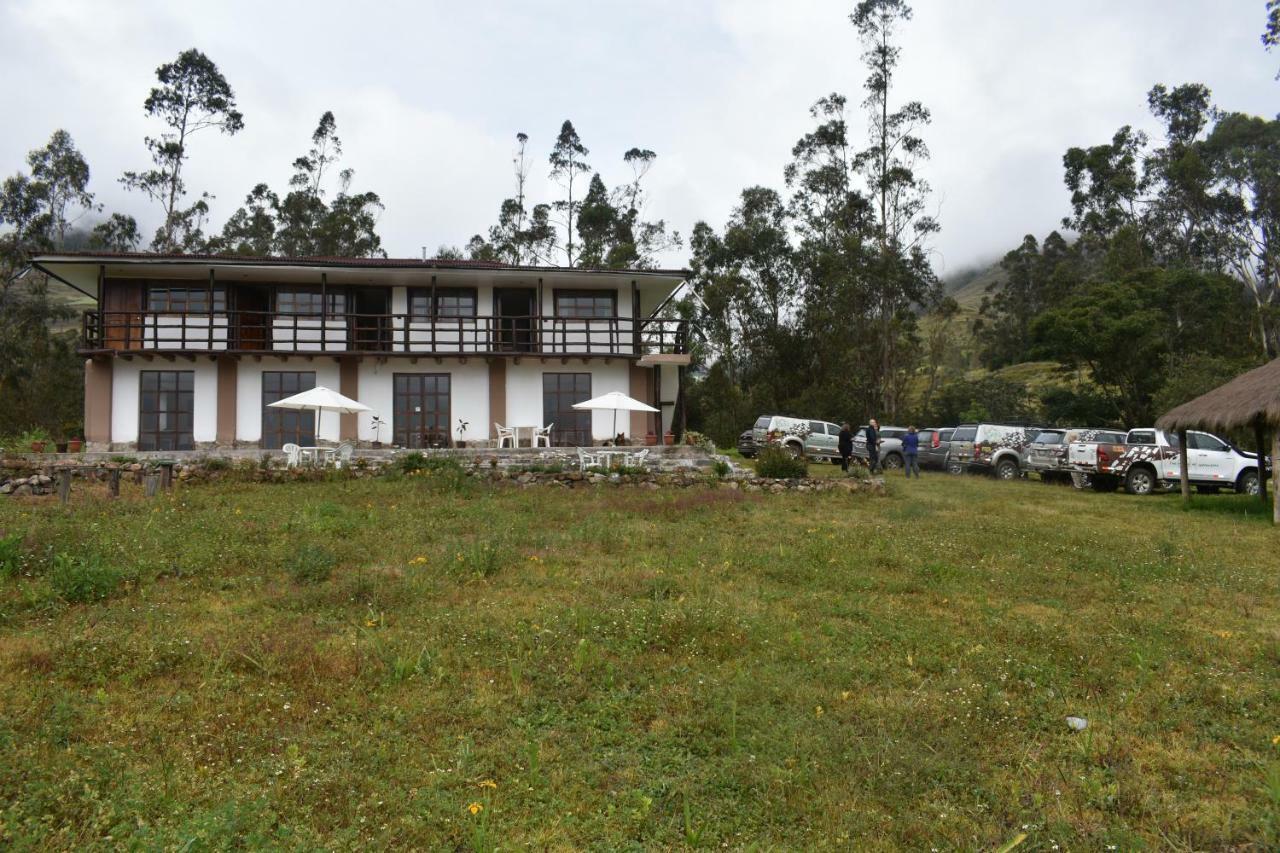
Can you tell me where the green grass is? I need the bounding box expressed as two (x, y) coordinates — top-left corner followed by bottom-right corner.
(1, 472), (1277, 849)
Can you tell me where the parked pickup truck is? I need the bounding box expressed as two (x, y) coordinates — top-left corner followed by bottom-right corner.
(1073, 428), (1266, 495)
(1064, 429), (1131, 491)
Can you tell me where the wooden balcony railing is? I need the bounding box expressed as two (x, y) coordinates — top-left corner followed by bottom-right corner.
(80, 310), (689, 358)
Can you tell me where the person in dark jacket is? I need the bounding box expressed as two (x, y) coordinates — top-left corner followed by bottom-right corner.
(866, 418), (880, 474)
(902, 425), (921, 478)
(837, 423), (853, 473)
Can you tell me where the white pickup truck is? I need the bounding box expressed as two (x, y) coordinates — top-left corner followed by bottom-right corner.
(1070, 428), (1265, 496)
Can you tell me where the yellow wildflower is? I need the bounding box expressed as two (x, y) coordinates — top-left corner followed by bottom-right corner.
(840, 690), (852, 701)
(1213, 630), (1234, 639)
(478, 779), (497, 789)
(815, 705), (824, 718)
(467, 802), (483, 815)
(1272, 734), (1280, 746)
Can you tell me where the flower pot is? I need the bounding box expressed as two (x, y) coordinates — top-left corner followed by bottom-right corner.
(30, 441), (46, 453)
(645, 432), (657, 446)
(67, 439), (83, 453)
(663, 432), (674, 446)
(455, 440), (467, 449)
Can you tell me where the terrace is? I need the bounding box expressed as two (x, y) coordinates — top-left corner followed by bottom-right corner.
(79, 309), (690, 361)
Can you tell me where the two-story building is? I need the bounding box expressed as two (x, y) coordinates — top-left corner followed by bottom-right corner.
(32, 252), (691, 452)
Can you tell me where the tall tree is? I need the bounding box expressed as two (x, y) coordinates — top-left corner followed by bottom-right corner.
(850, 0), (941, 416)
(26, 130), (97, 247)
(1265, 0), (1280, 76)
(121, 48), (244, 251)
(548, 120), (591, 266)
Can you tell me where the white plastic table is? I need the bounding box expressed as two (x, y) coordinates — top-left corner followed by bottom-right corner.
(299, 446), (337, 466)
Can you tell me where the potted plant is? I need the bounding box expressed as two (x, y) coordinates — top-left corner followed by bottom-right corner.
(67, 437), (84, 453)
(22, 428), (51, 453)
(455, 418), (470, 449)
(369, 415), (387, 448)
(663, 431), (675, 446)
(645, 431), (658, 446)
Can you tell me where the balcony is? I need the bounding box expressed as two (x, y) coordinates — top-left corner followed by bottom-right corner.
(80, 310), (690, 360)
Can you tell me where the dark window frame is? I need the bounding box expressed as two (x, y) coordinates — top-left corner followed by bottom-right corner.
(408, 287), (478, 320)
(392, 373), (452, 448)
(261, 371), (317, 449)
(147, 285), (227, 313)
(275, 287), (347, 318)
(543, 372), (592, 446)
(138, 370), (194, 451)
(553, 289), (617, 319)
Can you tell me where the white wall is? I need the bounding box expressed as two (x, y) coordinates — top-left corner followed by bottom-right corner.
(235, 358), (342, 443)
(110, 359), (218, 445)
(504, 360), (632, 441)
(356, 359), (489, 445)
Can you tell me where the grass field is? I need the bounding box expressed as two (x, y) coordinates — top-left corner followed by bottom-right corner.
(1, 467), (1277, 849)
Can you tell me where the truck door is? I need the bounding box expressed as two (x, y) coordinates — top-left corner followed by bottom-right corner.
(1188, 432), (1231, 483)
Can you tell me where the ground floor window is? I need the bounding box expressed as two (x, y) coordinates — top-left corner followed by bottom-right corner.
(138, 370), (194, 451)
(261, 371), (316, 449)
(543, 372), (591, 446)
(393, 373), (451, 448)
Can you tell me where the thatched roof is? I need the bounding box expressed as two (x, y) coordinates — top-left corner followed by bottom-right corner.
(1157, 357), (1280, 433)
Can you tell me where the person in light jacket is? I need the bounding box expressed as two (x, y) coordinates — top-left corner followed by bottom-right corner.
(902, 425), (921, 478)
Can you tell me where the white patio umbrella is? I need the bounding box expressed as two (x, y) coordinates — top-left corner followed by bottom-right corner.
(572, 391), (659, 444)
(268, 385), (371, 443)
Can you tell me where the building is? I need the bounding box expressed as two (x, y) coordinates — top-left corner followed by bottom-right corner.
(32, 253), (692, 452)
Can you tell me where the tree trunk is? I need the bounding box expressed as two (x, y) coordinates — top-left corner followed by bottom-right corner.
(1255, 418), (1269, 504)
(1178, 428), (1190, 508)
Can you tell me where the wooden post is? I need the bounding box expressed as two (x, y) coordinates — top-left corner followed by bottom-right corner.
(57, 470), (71, 505)
(108, 468), (121, 498)
(1177, 428), (1190, 508)
(159, 463), (173, 491)
(1273, 427), (1279, 526)
(1254, 418), (1269, 503)
(144, 474), (159, 498)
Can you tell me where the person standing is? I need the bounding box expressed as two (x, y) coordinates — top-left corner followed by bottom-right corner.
(866, 418), (881, 474)
(838, 422), (853, 473)
(903, 425), (921, 478)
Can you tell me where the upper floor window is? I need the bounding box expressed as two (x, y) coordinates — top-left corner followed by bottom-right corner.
(409, 287), (478, 320)
(147, 286), (226, 313)
(555, 290), (616, 318)
(276, 288), (346, 317)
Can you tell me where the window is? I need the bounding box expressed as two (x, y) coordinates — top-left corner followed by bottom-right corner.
(393, 374), (451, 448)
(138, 370), (194, 451)
(408, 287), (478, 319)
(951, 427), (977, 442)
(1190, 432), (1228, 452)
(261, 371), (316, 449)
(147, 286), (226, 313)
(808, 421), (825, 435)
(543, 373), (591, 446)
(554, 290), (616, 318)
(754, 416), (771, 429)
(1033, 431), (1064, 445)
(276, 288), (346, 317)
(1128, 431), (1156, 446)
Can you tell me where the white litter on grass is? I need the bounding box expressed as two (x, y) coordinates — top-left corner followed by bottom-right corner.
(1065, 716), (1088, 732)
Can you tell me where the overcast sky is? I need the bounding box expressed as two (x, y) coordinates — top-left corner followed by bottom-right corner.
(2, 0), (1275, 276)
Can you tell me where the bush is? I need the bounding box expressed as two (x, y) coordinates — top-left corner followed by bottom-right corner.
(755, 445), (808, 479)
(711, 459), (732, 479)
(287, 544), (336, 585)
(0, 533), (24, 579)
(49, 553), (122, 603)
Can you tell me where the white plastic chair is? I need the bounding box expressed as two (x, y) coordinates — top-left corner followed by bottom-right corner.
(627, 448), (649, 468)
(282, 443), (302, 468)
(334, 443), (354, 469)
(495, 423), (515, 449)
(576, 447), (599, 471)
(535, 423), (554, 448)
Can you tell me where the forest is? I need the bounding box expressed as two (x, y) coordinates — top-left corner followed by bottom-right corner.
(2, 1), (1279, 448)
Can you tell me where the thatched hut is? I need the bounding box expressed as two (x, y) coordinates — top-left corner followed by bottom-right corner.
(1156, 357), (1280, 523)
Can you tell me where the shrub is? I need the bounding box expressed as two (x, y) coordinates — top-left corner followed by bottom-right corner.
(49, 553), (122, 603)
(756, 445), (808, 479)
(287, 545), (336, 585)
(0, 533), (24, 579)
(397, 451), (429, 473)
(711, 459), (732, 479)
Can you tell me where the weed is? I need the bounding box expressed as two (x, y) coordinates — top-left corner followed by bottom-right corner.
(48, 552), (122, 603)
(0, 532), (23, 579)
(711, 458), (732, 479)
(287, 544), (336, 584)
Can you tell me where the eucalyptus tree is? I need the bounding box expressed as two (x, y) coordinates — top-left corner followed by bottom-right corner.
(548, 120), (591, 266)
(121, 48), (244, 252)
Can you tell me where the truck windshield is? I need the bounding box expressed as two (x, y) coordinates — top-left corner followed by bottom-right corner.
(1033, 431), (1063, 444)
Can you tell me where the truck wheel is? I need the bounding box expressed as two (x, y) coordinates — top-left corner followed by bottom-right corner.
(1237, 470), (1260, 496)
(882, 453), (903, 470)
(995, 458), (1020, 480)
(784, 442), (803, 459)
(1125, 466), (1156, 496)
